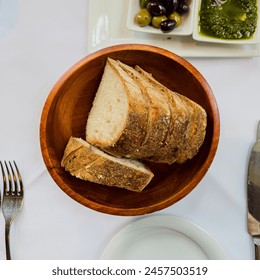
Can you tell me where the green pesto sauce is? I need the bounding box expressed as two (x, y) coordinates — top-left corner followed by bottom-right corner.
(199, 0), (258, 39)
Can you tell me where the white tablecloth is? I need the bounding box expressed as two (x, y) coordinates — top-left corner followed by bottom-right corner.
(0, 0), (259, 260)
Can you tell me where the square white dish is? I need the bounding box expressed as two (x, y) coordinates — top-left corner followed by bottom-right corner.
(193, 0), (260, 44)
(127, 0), (196, 36)
(87, 0), (260, 57)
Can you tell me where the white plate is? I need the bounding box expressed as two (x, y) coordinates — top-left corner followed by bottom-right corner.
(87, 0), (260, 57)
(127, 0), (195, 36)
(101, 215), (228, 260)
(192, 0), (260, 45)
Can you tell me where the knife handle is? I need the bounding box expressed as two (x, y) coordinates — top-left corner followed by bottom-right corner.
(254, 237), (260, 260)
(255, 243), (260, 260)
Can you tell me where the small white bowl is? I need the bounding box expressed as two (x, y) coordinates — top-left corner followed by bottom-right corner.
(192, 0), (260, 44)
(127, 0), (195, 36)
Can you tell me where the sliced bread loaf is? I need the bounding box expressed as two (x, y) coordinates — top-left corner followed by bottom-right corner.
(86, 58), (149, 158)
(116, 60), (171, 158)
(62, 137), (154, 192)
(135, 65), (207, 164)
(134, 65), (191, 164)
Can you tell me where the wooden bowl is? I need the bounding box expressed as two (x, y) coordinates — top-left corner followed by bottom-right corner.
(40, 44), (220, 216)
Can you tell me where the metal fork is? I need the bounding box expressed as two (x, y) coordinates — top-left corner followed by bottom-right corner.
(0, 161), (24, 260)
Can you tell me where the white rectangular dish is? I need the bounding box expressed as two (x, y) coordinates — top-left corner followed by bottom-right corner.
(87, 0), (260, 57)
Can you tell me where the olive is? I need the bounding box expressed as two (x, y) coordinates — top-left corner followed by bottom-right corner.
(139, 0), (150, 8)
(160, 19), (177, 32)
(160, 0), (179, 15)
(178, 0), (189, 4)
(147, 1), (167, 16)
(151, 15), (168, 28)
(176, 3), (189, 15)
(134, 9), (152, 27)
(168, 11), (182, 27)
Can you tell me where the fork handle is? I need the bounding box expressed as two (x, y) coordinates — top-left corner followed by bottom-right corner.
(5, 223), (11, 260)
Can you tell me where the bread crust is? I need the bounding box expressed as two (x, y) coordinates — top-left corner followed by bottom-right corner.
(134, 66), (188, 163)
(117, 61), (171, 158)
(135, 65), (207, 164)
(61, 137), (100, 172)
(175, 94), (207, 163)
(61, 136), (84, 167)
(73, 157), (153, 192)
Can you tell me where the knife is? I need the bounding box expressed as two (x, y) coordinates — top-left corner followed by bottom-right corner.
(248, 120), (260, 260)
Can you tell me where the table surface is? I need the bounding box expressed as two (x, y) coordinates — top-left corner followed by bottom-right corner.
(0, 0), (259, 260)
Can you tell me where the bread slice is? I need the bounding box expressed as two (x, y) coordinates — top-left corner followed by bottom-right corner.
(116, 60), (171, 158)
(135, 65), (207, 164)
(86, 58), (149, 158)
(175, 94), (207, 163)
(61, 137), (154, 192)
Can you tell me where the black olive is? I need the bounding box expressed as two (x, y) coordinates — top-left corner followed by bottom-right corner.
(178, 0), (189, 4)
(161, 0), (179, 15)
(160, 19), (177, 32)
(176, 3), (189, 15)
(147, 1), (167, 16)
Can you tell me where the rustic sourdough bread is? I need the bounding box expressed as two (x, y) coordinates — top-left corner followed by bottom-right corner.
(61, 137), (154, 192)
(116, 60), (171, 158)
(135, 65), (207, 164)
(86, 58), (149, 158)
(134, 65), (190, 164)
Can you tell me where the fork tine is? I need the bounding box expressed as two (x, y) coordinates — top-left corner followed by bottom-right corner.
(13, 161), (23, 195)
(4, 161), (13, 194)
(0, 161), (6, 192)
(9, 161), (19, 195)
(0, 161), (8, 194)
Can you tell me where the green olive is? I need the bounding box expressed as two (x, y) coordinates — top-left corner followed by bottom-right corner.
(151, 15), (167, 28)
(139, 0), (150, 8)
(134, 9), (152, 27)
(168, 12), (182, 28)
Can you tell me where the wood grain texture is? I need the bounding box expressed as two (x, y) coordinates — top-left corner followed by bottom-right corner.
(40, 44), (220, 216)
